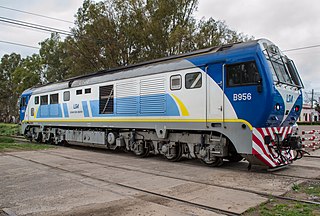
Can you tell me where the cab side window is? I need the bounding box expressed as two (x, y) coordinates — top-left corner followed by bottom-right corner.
(226, 61), (261, 87)
(185, 72), (202, 89)
(20, 97), (26, 108)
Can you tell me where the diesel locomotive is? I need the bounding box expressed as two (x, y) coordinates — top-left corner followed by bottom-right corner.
(19, 39), (305, 169)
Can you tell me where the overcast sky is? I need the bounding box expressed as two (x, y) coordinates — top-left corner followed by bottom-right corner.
(1, 0), (320, 97)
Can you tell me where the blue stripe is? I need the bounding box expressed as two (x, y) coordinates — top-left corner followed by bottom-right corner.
(37, 104), (63, 118)
(63, 103), (69, 117)
(82, 101), (89, 117)
(90, 93), (180, 117)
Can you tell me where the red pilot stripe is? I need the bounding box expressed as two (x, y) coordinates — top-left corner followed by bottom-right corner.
(252, 126), (295, 168)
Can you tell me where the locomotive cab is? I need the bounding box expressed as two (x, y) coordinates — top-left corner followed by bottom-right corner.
(19, 90), (32, 122)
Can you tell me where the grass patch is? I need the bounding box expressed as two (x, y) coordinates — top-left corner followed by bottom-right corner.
(0, 142), (56, 152)
(0, 137), (15, 143)
(292, 183), (301, 191)
(0, 123), (20, 136)
(298, 182), (320, 197)
(244, 199), (320, 216)
(244, 181), (320, 216)
(0, 136), (56, 152)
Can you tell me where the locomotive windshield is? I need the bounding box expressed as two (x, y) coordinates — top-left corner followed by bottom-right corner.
(262, 43), (303, 88)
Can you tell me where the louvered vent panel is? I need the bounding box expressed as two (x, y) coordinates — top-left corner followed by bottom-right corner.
(140, 78), (165, 95)
(116, 82), (138, 114)
(140, 77), (166, 113)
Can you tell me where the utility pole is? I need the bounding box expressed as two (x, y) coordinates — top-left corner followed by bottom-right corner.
(311, 89), (314, 124)
(311, 89), (314, 108)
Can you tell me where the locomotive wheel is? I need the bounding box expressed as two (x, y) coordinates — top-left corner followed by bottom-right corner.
(164, 143), (183, 162)
(226, 140), (243, 162)
(201, 156), (224, 167)
(132, 141), (150, 158)
(226, 153), (243, 162)
(35, 132), (43, 143)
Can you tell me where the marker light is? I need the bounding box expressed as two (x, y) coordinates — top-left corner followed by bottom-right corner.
(275, 103), (281, 111)
(295, 105), (300, 112)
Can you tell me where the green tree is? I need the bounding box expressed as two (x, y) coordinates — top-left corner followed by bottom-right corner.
(0, 53), (22, 119)
(13, 54), (43, 95)
(144, 0), (198, 57)
(39, 33), (69, 82)
(193, 18), (252, 49)
(63, 0), (251, 77)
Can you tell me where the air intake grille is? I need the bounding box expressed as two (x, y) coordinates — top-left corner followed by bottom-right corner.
(99, 85), (114, 114)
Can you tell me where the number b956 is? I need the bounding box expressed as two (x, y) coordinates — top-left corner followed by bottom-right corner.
(233, 93), (252, 101)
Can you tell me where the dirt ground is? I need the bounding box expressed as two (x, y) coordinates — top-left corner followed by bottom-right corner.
(0, 125), (319, 215)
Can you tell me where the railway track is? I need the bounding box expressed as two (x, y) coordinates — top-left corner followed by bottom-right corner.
(8, 135), (320, 181)
(4, 152), (240, 216)
(305, 155), (320, 159)
(7, 137), (320, 204)
(16, 149), (320, 207)
(3, 136), (320, 214)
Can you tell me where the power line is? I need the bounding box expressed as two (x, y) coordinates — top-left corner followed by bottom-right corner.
(1, 15), (320, 57)
(0, 16), (71, 33)
(1, 5), (320, 55)
(0, 16), (72, 36)
(0, 21), (57, 35)
(282, 44), (320, 52)
(0, 5), (73, 24)
(0, 40), (39, 49)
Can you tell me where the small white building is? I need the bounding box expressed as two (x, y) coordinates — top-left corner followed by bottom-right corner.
(298, 104), (320, 122)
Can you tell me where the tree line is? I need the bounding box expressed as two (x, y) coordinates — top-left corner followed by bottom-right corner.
(0, 0), (252, 122)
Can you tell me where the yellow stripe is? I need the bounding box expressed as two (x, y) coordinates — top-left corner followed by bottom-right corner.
(171, 94), (189, 116)
(23, 118), (252, 130)
(34, 107), (38, 119)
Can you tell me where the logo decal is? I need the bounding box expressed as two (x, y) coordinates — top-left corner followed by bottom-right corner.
(73, 104), (79, 109)
(286, 94), (294, 103)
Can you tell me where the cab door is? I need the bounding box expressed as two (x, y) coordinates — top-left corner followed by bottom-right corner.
(223, 60), (265, 126)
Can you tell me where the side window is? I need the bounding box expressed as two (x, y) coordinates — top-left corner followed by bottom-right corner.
(35, 96), (39, 105)
(170, 75), (182, 90)
(185, 72), (202, 89)
(50, 93), (59, 104)
(76, 89), (82, 95)
(63, 91), (70, 101)
(40, 95), (48, 105)
(85, 88), (91, 94)
(226, 61), (261, 87)
(99, 85), (114, 114)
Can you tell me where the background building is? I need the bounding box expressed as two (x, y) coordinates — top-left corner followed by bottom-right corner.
(298, 104), (320, 122)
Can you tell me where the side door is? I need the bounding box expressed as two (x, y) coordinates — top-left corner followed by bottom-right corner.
(206, 63), (224, 125)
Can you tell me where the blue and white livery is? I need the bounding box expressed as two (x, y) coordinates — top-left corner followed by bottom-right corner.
(19, 39), (305, 169)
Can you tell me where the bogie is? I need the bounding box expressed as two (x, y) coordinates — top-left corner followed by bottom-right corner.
(26, 126), (234, 166)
